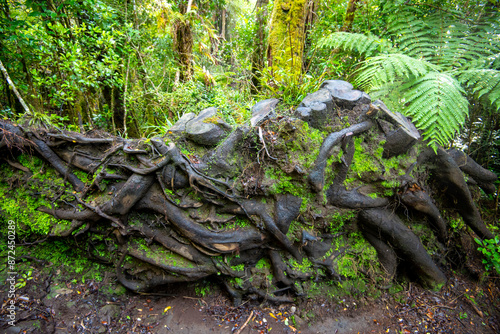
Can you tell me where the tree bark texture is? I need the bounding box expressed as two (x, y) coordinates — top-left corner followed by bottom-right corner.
(267, 0), (309, 82)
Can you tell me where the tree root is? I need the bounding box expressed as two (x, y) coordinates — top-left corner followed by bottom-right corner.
(359, 208), (447, 290)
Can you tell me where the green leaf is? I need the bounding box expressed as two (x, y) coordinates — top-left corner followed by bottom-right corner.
(402, 72), (468, 150)
(354, 54), (438, 90)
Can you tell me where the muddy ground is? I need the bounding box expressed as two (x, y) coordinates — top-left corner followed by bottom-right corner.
(1, 258), (499, 334)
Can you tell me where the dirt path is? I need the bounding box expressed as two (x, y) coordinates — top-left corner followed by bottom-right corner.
(1, 264), (499, 334)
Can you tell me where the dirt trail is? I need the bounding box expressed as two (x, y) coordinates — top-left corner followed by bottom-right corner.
(1, 265), (499, 334)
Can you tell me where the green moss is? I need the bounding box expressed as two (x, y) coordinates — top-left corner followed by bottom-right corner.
(128, 239), (196, 269)
(350, 137), (381, 178)
(0, 158), (71, 236)
(328, 210), (356, 233)
(256, 258), (271, 269)
(267, 0), (308, 81)
(223, 217), (250, 230)
(0, 238), (105, 282)
(333, 232), (379, 279)
(73, 169), (90, 184)
(231, 264), (245, 272)
(288, 257), (314, 274)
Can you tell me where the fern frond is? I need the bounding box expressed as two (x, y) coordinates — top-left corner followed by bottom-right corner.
(458, 69), (500, 111)
(387, 8), (499, 70)
(402, 73), (468, 149)
(317, 32), (391, 57)
(354, 54), (437, 91)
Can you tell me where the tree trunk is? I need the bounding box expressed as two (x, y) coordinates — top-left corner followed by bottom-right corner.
(172, 2), (194, 82)
(341, 0), (361, 32)
(251, 0), (269, 93)
(267, 0), (309, 82)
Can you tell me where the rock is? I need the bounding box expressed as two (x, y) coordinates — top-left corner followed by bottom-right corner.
(251, 98), (279, 127)
(321, 80), (371, 109)
(98, 304), (121, 323)
(299, 88), (334, 111)
(185, 107), (232, 146)
(372, 100), (419, 140)
(294, 107), (312, 123)
(297, 88), (335, 129)
(293, 315), (307, 327)
(295, 102), (330, 129)
(5, 326), (21, 334)
(205, 126), (251, 177)
(169, 112), (195, 133)
(45, 287), (73, 300)
(371, 100), (420, 158)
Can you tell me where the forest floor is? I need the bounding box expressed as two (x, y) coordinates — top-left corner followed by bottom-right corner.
(1, 259), (500, 334)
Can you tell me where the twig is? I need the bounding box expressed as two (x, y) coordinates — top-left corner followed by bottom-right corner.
(235, 310), (254, 334)
(258, 127), (276, 161)
(430, 304), (456, 310)
(0, 59), (31, 114)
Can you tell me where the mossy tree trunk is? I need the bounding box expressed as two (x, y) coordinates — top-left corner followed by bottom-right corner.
(267, 0), (309, 82)
(341, 0), (361, 32)
(251, 0), (269, 94)
(172, 1), (194, 82)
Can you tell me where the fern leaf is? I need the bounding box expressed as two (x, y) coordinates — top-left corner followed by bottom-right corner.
(458, 69), (500, 111)
(317, 32), (390, 57)
(354, 54), (437, 91)
(402, 73), (468, 149)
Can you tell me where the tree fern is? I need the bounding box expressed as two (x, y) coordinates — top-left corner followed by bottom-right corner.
(402, 73), (468, 149)
(319, 3), (500, 151)
(354, 54), (438, 91)
(458, 69), (500, 111)
(317, 32), (391, 57)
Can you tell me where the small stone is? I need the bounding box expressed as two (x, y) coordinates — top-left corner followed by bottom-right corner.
(5, 326), (22, 334)
(371, 100), (420, 158)
(321, 79), (371, 109)
(99, 304), (121, 323)
(293, 315), (306, 327)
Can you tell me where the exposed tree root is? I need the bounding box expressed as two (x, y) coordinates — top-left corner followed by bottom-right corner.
(0, 89), (496, 304)
(358, 208), (447, 290)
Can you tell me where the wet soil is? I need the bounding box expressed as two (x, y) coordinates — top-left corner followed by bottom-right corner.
(1, 262), (499, 334)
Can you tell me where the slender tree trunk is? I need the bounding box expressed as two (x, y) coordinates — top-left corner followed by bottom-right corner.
(173, 2), (194, 81)
(267, 0), (309, 82)
(251, 0), (269, 94)
(0, 59), (31, 114)
(341, 0), (360, 32)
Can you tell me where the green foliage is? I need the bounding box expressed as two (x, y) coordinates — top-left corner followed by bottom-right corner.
(255, 258), (271, 269)
(318, 3), (500, 151)
(0, 157), (68, 235)
(402, 72), (468, 148)
(328, 210), (356, 233)
(458, 69), (500, 110)
(475, 236), (500, 275)
(259, 69), (324, 109)
(318, 32), (390, 58)
(355, 54), (437, 90)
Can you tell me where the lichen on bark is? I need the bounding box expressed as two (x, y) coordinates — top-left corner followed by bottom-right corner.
(267, 0), (308, 82)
